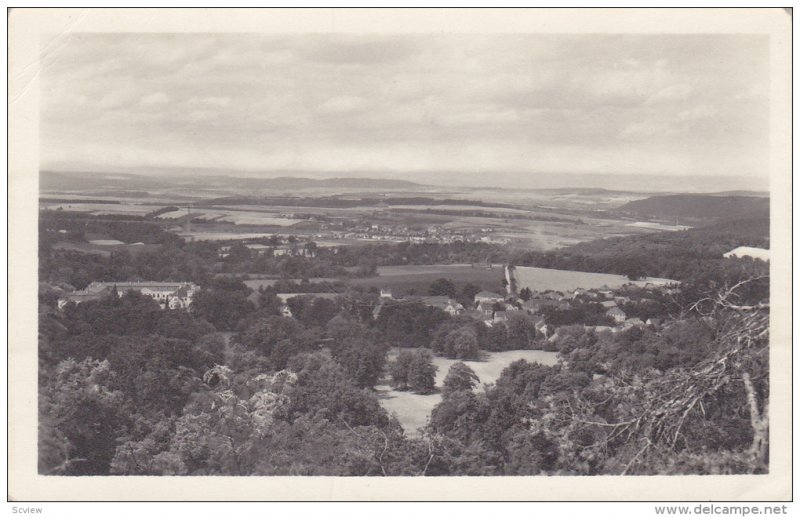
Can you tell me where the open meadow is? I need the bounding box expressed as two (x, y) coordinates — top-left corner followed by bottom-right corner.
(513, 266), (676, 292)
(344, 264), (505, 295)
(377, 348), (560, 435)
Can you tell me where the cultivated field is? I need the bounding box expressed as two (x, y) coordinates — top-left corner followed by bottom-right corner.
(513, 266), (675, 292)
(40, 202), (156, 216)
(157, 207), (302, 226)
(377, 348), (560, 435)
(344, 264), (505, 296)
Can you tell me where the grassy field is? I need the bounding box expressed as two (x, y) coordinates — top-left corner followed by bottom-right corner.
(513, 266), (675, 292)
(343, 264), (505, 296)
(243, 277), (339, 290)
(377, 348), (560, 435)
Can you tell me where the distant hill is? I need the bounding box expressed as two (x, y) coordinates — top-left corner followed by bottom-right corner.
(237, 176), (422, 190)
(617, 194), (769, 221)
(565, 216), (769, 263)
(40, 170), (423, 192)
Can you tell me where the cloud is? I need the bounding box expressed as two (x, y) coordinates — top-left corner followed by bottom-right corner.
(317, 95), (369, 114)
(40, 34), (770, 182)
(140, 92), (169, 106)
(646, 83), (694, 104)
(187, 96), (232, 108)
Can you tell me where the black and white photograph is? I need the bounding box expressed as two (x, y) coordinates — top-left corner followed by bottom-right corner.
(7, 7), (792, 503)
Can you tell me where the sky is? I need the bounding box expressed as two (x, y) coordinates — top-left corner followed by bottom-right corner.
(40, 33), (770, 189)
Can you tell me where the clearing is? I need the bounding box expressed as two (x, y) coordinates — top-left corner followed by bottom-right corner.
(513, 266), (675, 293)
(344, 264), (505, 296)
(377, 348), (560, 435)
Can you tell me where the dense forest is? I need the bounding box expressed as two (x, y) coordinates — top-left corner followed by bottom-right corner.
(38, 209), (770, 476)
(511, 216), (770, 282)
(616, 194), (769, 221)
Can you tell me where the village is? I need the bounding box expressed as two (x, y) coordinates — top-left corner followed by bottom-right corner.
(56, 261), (678, 343)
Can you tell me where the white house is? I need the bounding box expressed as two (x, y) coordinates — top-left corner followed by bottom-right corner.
(606, 307), (627, 324)
(474, 291), (505, 304)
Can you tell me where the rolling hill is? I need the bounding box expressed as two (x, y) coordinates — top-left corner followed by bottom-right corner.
(617, 194), (769, 221)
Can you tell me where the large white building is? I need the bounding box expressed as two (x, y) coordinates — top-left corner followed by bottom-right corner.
(58, 281), (199, 310)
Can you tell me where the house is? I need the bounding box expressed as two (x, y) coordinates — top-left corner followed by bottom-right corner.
(532, 316), (549, 337)
(477, 301), (495, 317)
(444, 300), (465, 316)
(572, 287), (597, 300)
(493, 310), (508, 323)
(646, 317), (663, 327)
(521, 298), (558, 314)
(57, 281), (199, 311)
(543, 291), (564, 301)
(279, 304), (293, 318)
(606, 307), (627, 324)
(380, 288), (393, 299)
(585, 325), (614, 335)
(406, 295), (464, 315)
(623, 317), (645, 329)
(56, 288), (109, 309)
(600, 300), (618, 309)
(245, 243), (271, 256)
(474, 290), (505, 304)
(462, 308), (486, 321)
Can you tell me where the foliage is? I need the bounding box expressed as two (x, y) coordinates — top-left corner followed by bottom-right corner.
(389, 349), (438, 394)
(429, 278), (457, 297)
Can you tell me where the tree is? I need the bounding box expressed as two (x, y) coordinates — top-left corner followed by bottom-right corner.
(235, 315), (303, 358)
(388, 350), (415, 391)
(286, 352), (390, 428)
(332, 337), (389, 388)
(407, 349), (438, 394)
(192, 288), (255, 331)
(39, 358), (128, 475)
(374, 302), (448, 348)
(519, 287), (533, 302)
(442, 362), (480, 397)
(505, 312), (540, 350)
(429, 278), (456, 298)
(389, 348), (438, 394)
(443, 327), (480, 360)
(460, 283), (481, 307)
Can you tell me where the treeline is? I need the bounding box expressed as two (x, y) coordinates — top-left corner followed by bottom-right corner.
(511, 217), (770, 282)
(40, 210), (182, 246)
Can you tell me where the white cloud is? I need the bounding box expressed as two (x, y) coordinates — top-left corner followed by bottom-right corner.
(317, 95), (369, 114)
(140, 92), (169, 106)
(40, 33), (770, 182)
(646, 83), (693, 104)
